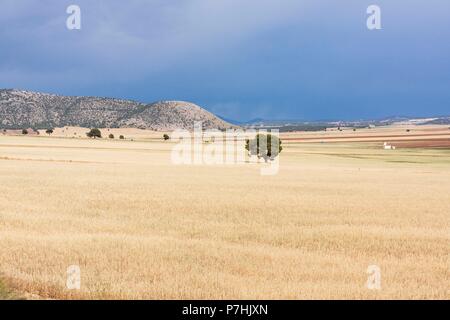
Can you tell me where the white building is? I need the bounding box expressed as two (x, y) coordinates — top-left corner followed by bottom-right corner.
(383, 142), (396, 150)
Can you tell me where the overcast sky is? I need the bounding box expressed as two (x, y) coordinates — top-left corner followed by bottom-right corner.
(1, 0), (449, 121)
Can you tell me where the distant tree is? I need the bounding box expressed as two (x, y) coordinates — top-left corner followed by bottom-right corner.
(406, 129), (411, 132)
(86, 128), (102, 138)
(353, 128), (356, 132)
(163, 134), (170, 141)
(46, 128), (54, 136)
(22, 129), (28, 135)
(119, 135), (125, 140)
(108, 133), (115, 139)
(245, 134), (283, 162)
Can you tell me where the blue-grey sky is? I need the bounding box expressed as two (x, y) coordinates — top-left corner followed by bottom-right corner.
(1, 0), (449, 121)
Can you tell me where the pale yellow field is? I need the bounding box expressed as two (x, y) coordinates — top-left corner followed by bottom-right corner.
(0, 128), (449, 299)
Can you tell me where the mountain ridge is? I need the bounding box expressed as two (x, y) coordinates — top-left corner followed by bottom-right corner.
(0, 89), (235, 131)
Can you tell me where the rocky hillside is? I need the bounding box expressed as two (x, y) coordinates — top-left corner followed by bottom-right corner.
(0, 89), (234, 131)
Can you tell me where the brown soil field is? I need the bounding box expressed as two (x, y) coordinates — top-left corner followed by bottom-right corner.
(283, 132), (450, 141)
(281, 126), (450, 146)
(390, 139), (450, 148)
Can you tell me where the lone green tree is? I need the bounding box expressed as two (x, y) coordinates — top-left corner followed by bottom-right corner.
(245, 134), (282, 162)
(108, 133), (115, 139)
(86, 128), (102, 138)
(22, 129), (28, 135)
(163, 134), (170, 141)
(46, 128), (54, 136)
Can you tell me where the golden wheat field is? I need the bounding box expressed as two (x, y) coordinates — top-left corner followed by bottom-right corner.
(0, 126), (449, 299)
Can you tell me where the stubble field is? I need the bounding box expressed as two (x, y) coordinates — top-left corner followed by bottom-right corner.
(0, 126), (449, 299)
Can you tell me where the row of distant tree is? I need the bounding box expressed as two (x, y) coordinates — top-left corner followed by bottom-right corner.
(85, 128), (126, 140)
(15, 128), (284, 161)
(16, 127), (125, 140)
